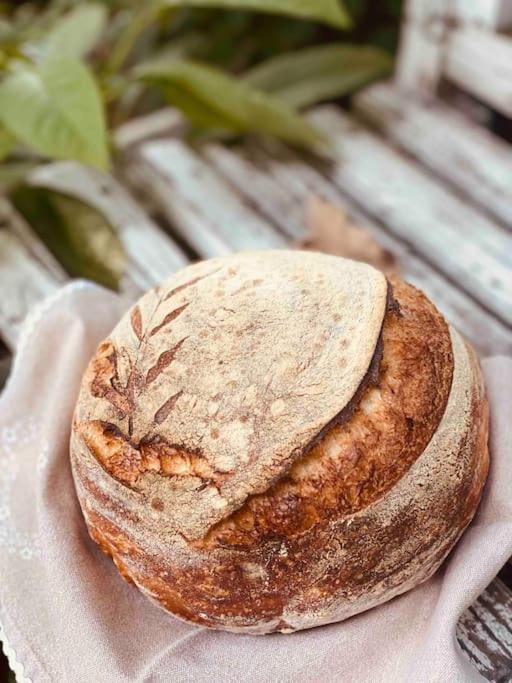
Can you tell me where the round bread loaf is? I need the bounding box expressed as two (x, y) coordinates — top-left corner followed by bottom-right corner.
(70, 251), (489, 634)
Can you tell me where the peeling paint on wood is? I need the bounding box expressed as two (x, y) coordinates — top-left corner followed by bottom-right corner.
(457, 580), (512, 680)
(446, 28), (512, 118)
(125, 139), (286, 256)
(355, 81), (512, 231)
(200, 138), (512, 357)
(306, 106), (512, 327)
(395, 0), (449, 94)
(0, 228), (61, 349)
(114, 108), (184, 150)
(0, 198), (66, 282)
(453, 0), (512, 29)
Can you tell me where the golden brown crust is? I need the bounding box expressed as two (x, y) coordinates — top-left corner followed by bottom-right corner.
(70, 253), (489, 634)
(198, 277), (454, 550)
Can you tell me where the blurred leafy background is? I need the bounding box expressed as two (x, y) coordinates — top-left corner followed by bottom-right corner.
(0, 0), (400, 168)
(0, 1), (402, 673)
(0, 0), (401, 287)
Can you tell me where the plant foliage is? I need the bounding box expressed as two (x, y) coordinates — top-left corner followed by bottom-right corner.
(0, 55), (109, 169)
(0, 0), (400, 293)
(0, 0), (398, 170)
(136, 57), (323, 148)
(11, 185), (126, 289)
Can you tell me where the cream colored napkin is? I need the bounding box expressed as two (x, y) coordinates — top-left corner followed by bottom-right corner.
(0, 282), (511, 683)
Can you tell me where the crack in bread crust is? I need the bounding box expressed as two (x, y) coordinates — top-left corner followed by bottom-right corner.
(73, 252), (390, 540)
(197, 277), (454, 550)
(78, 284), (395, 530)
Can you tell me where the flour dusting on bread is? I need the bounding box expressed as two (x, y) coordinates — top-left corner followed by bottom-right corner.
(70, 251), (488, 634)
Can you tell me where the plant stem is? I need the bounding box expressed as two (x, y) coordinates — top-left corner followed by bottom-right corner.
(104, 3), (162, 76)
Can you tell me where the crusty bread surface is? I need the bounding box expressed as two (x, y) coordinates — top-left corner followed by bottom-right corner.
(70, 251), (489, 633)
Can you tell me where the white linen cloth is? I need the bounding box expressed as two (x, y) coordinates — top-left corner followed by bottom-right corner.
(0, 282), (510, 683)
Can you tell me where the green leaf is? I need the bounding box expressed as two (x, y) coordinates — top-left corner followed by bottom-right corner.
(43, 3), (107, 58)
(157, 0), (351, 28)
(0, 56), (109, 170)
(343, 0), (367, 21)
(11, 185), (126, 290)
(0, 127), (16, 161)
(244, 44), (393, 108)
(161, 83), (238, 130)
(367, 25), (399, 54)
(136, 57), (323, 149)
(386, 0), (403, 18)
(0, 18), (14, 44)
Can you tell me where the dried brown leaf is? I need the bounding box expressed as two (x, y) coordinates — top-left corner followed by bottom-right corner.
(300, 194), (398, 275)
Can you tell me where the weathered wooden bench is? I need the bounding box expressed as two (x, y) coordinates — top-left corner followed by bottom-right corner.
(1, 0), (512, 678)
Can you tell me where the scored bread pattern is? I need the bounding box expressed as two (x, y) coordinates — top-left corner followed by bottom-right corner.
(78, 269), (219, 490)
(70, 252), (489, 634)
(74, 252), (390, 542)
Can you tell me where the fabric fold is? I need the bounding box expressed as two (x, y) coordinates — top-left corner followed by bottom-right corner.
(0, 283), (510, 682)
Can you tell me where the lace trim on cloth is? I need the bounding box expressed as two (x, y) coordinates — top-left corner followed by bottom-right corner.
(0, 280), (96, 683)
(0, 623), (32, 683)
(4, 280), (93, 397)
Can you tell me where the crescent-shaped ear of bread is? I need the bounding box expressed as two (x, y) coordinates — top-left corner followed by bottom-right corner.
(70, 252), (489, 634)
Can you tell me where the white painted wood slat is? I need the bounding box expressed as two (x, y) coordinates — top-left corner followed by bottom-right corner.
(445, 28), (512, 117)
(458, 580), (512, 681)
(0, 198), (67, 282)
(395, 0), (449, 94)
(201, 139), (512, 357)
(202, 142), (303, 240)
(454, 0), (512, 29)
(354, 81), (512, 231)
(124, 139), (286, 257)
(114, 108), (185, 150)
(306, 106), (512, 327)
(460, 579), (512, 679)
(0, 229), (61, 349)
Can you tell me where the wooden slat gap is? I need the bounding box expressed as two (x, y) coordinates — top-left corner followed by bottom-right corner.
(355, 106), (512, 237)
(307, 154), (512, 332)
(354, 82), (512, 233)
(112, 166), (201, 264)
(467, 605), (512, 661)
(455, 634), (493, 679)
